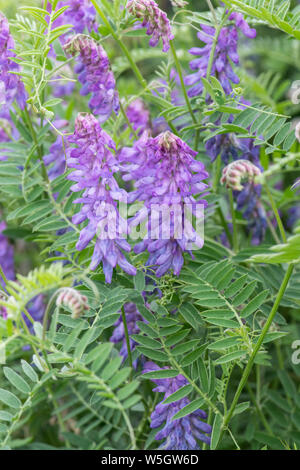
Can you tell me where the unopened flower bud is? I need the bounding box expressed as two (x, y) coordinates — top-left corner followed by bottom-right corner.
(220, 159), (261, 191)
(56, 287), (89, 319)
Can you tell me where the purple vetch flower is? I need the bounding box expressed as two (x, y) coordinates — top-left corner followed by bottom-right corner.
(64, 35), (119, 123)
(48, 0), (96, 44)
(185, 14), (256, 97)
(119, 131), (209, 277)
(143, 362), (212, 450)
(205, 101), (261, 165)
(0, 221), (14, 287)
(0, 13), (26, 109)
(110, 302), (143, 366)
(127, 0), (174, 52)
(67, 113), (136, 283)
(126, 98), (151, 136)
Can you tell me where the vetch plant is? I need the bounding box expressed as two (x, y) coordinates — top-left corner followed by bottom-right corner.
(0, 0), (299, 453)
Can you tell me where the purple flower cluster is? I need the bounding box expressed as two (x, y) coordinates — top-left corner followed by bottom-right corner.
(110, 302), (143, 366)
(127, 0), (174, 52)
(206, 119), (261, 164)
(0, 13), (26, 159)
(185, 13), (256, 96)
(126, 98), (151, 136)
(64, 35), (119, 123)
(120, 131), (209, 277)
(49, 0), (96, 42)
(0, 13), (26, 109)
(143, 362), (212, 450)
(67, 113), (136, 283)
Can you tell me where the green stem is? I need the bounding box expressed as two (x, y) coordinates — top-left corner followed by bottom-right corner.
(0, 265), (8, 286)
(213, 153), (222, 192)
(223, 264), (294, 432)
(121, 305), (133, 373)
(246, 383), (275, 437)
(90, 0), (146, 88)
(264, 183), (287, 243)
(229, 189), (238, 253)
(170, 40), (197, 126)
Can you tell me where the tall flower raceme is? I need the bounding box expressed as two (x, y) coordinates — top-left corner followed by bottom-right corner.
(185, 13), (256, 97)
(119, 131), (209, 277)
(127, 0), (174, 52)
(221, 160), (267, 245)
(143, 362), (212, 450)
(67, 113), (136, 283)
(110, 302), (143, 366)
(0, 13), (26, 159)
(0, 13), (26, 109)
(64, 35), (119, 124)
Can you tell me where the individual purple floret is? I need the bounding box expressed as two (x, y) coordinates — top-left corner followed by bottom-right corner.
(143, 362), (212, 450)
(119, 131), (209, 277)
(185, 13), (256, 97)
(110, 302), (143, 366)
(67, 113), (136, 283)
(0, 221), (14, 286)
(64, 35), (119, 123)
(127, 0), (174, 52)
(126, 98), (151, 136)
(0, 13), (26, 110)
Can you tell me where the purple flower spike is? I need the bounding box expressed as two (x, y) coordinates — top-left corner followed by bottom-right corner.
(67, 113), (136, 283)
(64, 35), (119, 123)
(185, 14), (256, 97)
(0, 13), (26, 110)
(120, 130), (209, 277)
(143, 362), (212, 450)
(127, 0), (174, 52)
